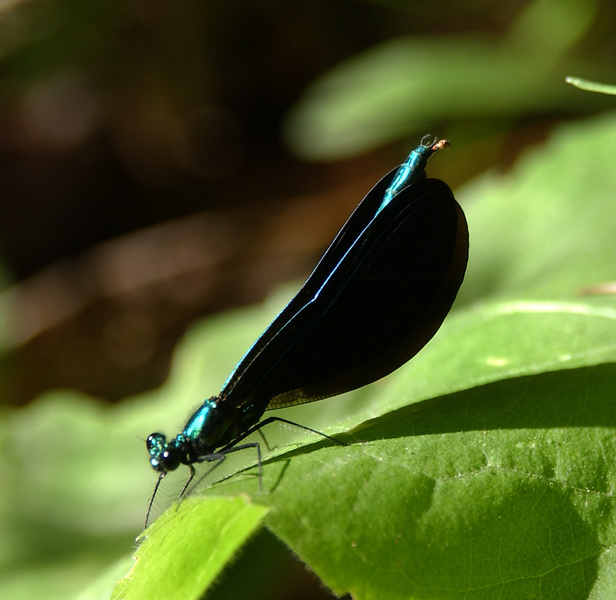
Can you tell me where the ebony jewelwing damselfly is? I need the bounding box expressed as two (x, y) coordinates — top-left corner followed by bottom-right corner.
(146, 135), (469, 525)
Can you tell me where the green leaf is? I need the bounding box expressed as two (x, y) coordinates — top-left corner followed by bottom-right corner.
(111, 496), (267, 600)
(458, 113), (616, 300)
(566, 76), (616, 96)
(261, 364), (616, 599)
(283, 0), (600, 160)
(284, 35), (558, 160)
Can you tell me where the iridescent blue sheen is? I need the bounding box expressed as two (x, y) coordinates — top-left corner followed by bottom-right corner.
(379, 136), (450, 213)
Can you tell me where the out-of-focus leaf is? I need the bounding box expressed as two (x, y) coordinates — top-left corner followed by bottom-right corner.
(283, 0), (601, 160)
(566, 76), (616, 95)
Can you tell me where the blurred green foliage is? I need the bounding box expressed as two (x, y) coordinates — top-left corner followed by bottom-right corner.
(567, 76), (616, 95)
(284, 0), (605, 158)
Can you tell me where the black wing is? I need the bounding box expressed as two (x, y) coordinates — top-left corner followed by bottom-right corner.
(219, 174), (468, 415)
(219, 167), (407, 395)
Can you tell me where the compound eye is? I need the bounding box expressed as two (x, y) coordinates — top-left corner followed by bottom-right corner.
(161, 448), (182, 471)
(147, 433), (180, 472)
(146, 432), (166, 451)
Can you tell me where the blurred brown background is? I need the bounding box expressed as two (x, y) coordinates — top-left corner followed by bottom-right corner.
(0, 0), (614, 405)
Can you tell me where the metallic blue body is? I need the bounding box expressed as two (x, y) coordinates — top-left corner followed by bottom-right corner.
(380, 143), (432, 211)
